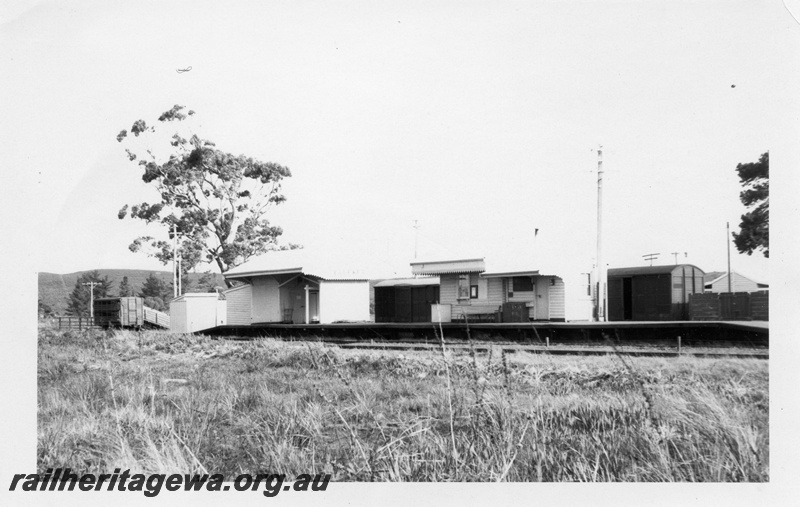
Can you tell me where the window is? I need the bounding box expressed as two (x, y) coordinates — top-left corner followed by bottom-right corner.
(470, 285), (479, 299)
(512, 276), (533, 292)
(457, 274), (470, 299)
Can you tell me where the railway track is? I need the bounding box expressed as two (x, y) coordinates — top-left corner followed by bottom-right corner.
(330, 341), (768, 359)
(211, 320), (768, 353)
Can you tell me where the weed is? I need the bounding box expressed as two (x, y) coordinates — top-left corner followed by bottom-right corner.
(37, 328), (768, 481)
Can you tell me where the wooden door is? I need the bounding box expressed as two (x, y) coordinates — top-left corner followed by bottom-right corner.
(534, 278), (550, 320)
(289, 289), (305, 323)
(309, 291), (319, 322)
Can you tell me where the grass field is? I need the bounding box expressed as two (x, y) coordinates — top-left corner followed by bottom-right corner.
(37, 327), (768, 481)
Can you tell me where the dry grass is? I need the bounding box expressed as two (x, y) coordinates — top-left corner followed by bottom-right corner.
(37, 328), (768, 481)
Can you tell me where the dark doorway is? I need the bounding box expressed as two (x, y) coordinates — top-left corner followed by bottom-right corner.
(410, 286), (433, 322)
(622, 277), (633, 320)
(374, 287), (395, 323)
(394, 287), (412, 322)
(375, 284), (439, 322)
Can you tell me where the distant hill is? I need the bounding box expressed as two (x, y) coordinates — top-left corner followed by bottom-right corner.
(38, 269), (226, 315)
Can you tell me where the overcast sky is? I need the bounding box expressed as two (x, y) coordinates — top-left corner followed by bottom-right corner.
(4, 1), (793, 283)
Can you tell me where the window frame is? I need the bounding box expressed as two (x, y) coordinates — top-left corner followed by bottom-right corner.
(457, 273), (471, 300)
(512, 276), (534, 292)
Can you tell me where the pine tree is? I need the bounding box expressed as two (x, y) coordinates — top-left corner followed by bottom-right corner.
(196, 271), (220, 293)
(139, 272), (170, 311)
(67, 271), (114, 316)
(118, 276), (135, 297)
(167, 268), (191, 297)
(732, 152), (769, 258)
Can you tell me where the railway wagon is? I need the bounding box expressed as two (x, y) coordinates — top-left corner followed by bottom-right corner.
(93, 296), (144, 328)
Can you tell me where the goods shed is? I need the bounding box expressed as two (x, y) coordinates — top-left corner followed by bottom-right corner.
(374, 277), (440, 323)
(607, 264), (705, 321)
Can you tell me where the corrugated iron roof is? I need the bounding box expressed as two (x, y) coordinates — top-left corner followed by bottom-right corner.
(410, 258), (485, 275)
(224, 248), (389, 281)
(374, 277), (440, 287)
(608, 264), (705, 277)
(481, 270), (540, 278)
(171, 292), (226, 301)
(410, 257), (570, 278)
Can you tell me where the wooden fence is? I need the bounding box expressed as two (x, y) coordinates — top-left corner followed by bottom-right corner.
(54, 307), (170, 330)
(751, 291), (769, 320)
(689, 291), (768, 321)
(54, 316), (102, 330)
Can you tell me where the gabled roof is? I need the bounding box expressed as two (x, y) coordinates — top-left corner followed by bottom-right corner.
(608, 264), (705, 277)
(703, 271), (726, 284)
(410, 256), (570, 278)
(225, 249), (379, 281)
(703, 271), (769, 287)
(411, 258), (485, 275)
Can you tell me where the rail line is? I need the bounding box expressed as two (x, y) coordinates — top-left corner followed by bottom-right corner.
(209, 320), (768, 356)
(330, 341), (768, 359)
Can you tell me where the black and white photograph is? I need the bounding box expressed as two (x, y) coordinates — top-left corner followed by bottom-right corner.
(2, 0), (798, 505)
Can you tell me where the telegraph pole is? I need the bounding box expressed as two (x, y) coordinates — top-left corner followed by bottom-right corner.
(595, 146), (606, 322)
(671, 252), (688, 265)
(726, 222), (732, 293)
(82, 281), (101, 319)
(413, 219), (420, 260)
(643, 253), (659, 266)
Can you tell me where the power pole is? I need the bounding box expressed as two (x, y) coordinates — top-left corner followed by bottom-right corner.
(671, 252), (680, 265)
(595, 146), (606, 322)
(172, 223), (178, 298)
(82, 281), (101, 319)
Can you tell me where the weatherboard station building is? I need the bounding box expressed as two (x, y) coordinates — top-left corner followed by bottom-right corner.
(221, 249), (377, 325)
